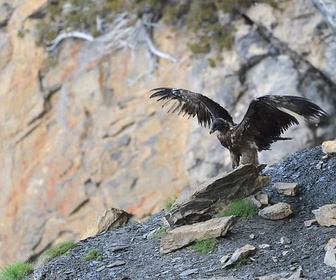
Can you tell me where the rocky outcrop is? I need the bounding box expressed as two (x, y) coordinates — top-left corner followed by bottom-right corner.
(0, 0), (336, 266)
(165, 164), (269, 226)
(26, 146), (336, 280)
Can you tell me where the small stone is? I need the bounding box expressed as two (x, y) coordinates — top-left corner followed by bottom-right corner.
(322, 140), (336, 154)
(249, 234), (255, 240)
(179, 268), (198, 277)
(316, 161), (323, 169)
(109, 244), (129, 252)
(304, 219), (317, 227)
(248, 195), (262, 208)
(221, 244), (256, 268)
(312, 204), (336, 226)
(280, 236), (291, 245)
(259, 244), (271, 249)
(107, 260), (126, 268)
(258, 203), (293, 220)
(255, 193), (269, 206)
(282, 250), (289, 256)
(273, 182), (299, 196)
(96, 266), (106, 272)
(272, 257), (278, 263)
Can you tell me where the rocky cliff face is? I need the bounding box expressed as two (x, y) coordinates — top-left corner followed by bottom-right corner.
(0, 0), (335, 266)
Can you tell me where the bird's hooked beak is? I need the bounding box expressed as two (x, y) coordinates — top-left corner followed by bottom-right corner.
(209, 128), (216, 134)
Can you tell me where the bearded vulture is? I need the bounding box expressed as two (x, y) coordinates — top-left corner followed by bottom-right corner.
(150, 87), (328, 169)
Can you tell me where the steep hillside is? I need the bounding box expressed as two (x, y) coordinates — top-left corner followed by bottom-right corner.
(29, 146), (336, 280)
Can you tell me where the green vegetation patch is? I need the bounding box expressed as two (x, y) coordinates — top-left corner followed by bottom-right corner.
(218, 198), (258, 219)
(82, 249), (103, 261)
(32, 0), (277, 55)
(33, 0), (165, 44)
(42, 241), (75, 258)
(164, 195), (178, 212)
(0, 261), (34, 280)
(192, 238), (218, 253)
(149, 227), (168, 239)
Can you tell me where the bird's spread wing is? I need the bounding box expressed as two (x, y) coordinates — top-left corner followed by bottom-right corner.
(150, 87), (233, 127)
(235, 95), (328, 150)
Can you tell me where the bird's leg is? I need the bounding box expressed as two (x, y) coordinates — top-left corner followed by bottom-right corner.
(230, 151), (240, 169)
(241, 148), (259, 167)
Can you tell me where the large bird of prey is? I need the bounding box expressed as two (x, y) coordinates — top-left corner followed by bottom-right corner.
(150, 87), (328, 169)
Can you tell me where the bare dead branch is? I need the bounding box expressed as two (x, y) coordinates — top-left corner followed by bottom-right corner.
(46, 31), (94, 51)
(46, 11), (178, 71)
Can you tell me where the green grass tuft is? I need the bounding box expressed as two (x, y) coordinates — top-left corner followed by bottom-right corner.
(42, 241), (75, 259)
(0, 261), (34, 280)
(192, 238), (218, 253)
(164, 195), (177, 212)
(218, 198), (258, 219)
(82, 249), (103, 261)
(149, 227), (168, 239)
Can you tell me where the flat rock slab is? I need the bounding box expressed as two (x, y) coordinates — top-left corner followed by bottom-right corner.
(273, 182), (299, 196)
(165, 164), (269, 226)
(160, 216), (237, 254)
(258, 203), (293, 220)
(221, 244), (256, 268)
(312, 204), (336, 226)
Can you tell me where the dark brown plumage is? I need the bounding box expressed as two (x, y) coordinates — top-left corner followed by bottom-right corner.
(150, 87), (328, 169)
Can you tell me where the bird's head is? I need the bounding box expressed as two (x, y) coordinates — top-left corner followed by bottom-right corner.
(209, 118), (230, 134)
